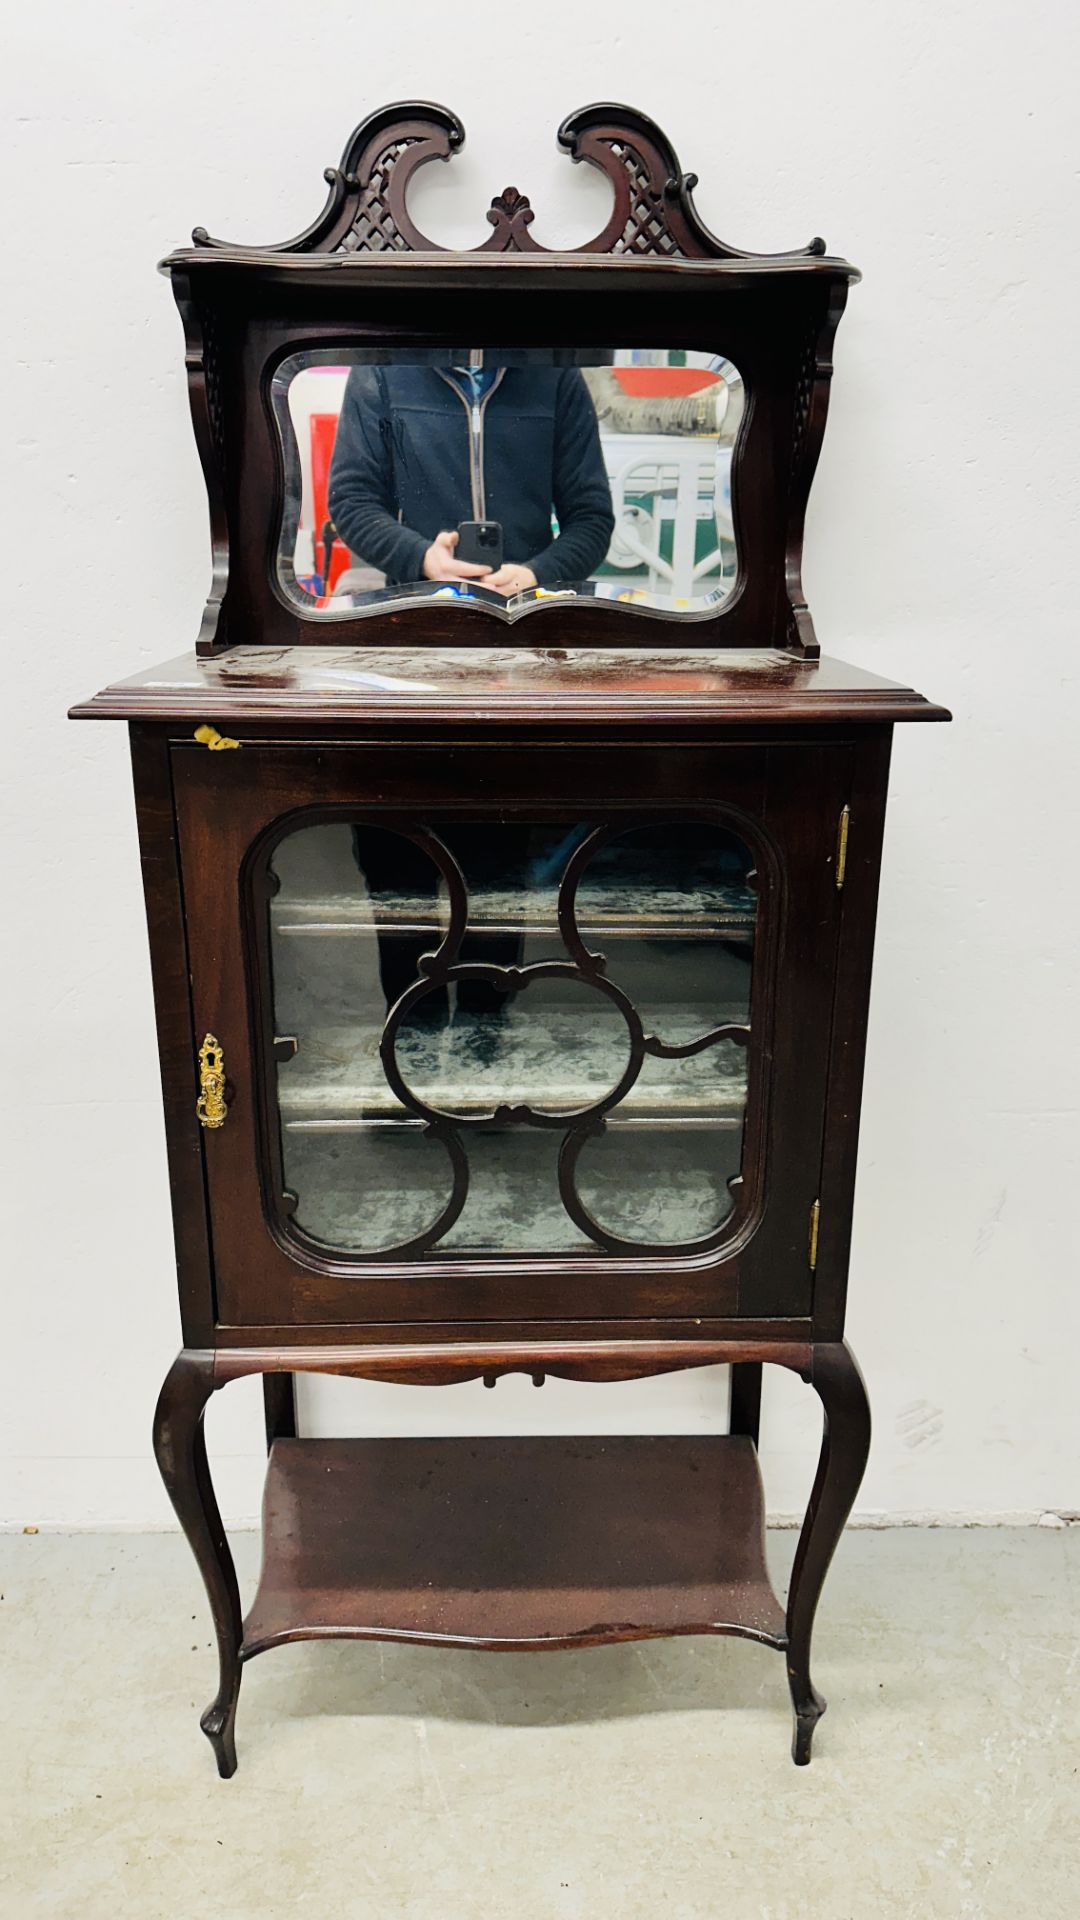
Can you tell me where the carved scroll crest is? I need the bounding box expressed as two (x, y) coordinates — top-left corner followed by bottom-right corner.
(191, 100), (826, 261)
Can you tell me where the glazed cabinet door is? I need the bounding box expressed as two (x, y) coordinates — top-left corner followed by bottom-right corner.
(169, 736), (851, 1333)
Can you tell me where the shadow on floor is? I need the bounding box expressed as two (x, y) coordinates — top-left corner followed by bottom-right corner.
(251, 1625), (893, 1734)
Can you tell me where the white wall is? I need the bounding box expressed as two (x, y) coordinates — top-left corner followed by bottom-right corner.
(3, 0), (1078, 1529)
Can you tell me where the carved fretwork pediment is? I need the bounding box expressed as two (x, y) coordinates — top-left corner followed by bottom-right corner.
(191, 101), (826, 261)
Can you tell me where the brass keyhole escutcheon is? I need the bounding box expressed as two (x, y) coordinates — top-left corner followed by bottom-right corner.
(196, 1033), (228, 1129)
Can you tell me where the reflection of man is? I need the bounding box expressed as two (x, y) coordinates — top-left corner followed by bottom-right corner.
(327, 363), (614, 596)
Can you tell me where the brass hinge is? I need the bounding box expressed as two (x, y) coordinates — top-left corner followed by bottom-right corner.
(808, 1198), (821, 1271)
(194, 724), (240, 752)
(835, 805), (850, 889)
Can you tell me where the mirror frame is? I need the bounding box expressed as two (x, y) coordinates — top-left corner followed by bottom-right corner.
(161, 102), (859, 658)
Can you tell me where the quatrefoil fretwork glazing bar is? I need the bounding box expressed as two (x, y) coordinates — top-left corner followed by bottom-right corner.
(266, 814), (758, 1258)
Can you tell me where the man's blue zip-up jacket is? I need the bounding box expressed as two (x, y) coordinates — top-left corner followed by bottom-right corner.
(326, 365), (615, 586)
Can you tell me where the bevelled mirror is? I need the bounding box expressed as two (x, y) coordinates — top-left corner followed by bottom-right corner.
(272, 348), (746, 623)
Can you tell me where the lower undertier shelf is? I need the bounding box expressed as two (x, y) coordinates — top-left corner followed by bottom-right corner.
(241, 1434), (787, 1658)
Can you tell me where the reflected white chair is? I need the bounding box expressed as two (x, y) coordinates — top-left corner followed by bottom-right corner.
(603, 436), (735, 602)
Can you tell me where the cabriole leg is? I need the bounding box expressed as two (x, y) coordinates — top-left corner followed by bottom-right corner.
(152, 1351), (243, 1778)
(785, 1341), (871, 1765)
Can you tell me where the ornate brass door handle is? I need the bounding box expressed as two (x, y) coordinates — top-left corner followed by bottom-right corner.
(196, 1033), (228, 1129)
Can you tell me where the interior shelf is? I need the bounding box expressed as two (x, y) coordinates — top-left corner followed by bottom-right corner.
(241, 1435), (787, 1656)
(271, 884), (757, 942)
(276, 1016), (749, 1128)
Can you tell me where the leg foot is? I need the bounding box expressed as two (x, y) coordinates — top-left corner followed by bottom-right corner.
(153, 1351), (243, 1777)
(790, 1684), (825, 1765)
(785, 1342), (870, 1765)
(201, 1696), (239, 1780)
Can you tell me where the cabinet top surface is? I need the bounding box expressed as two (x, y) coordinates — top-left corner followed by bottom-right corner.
(70, 645), (948, 728)
(163, 249), (858, 287)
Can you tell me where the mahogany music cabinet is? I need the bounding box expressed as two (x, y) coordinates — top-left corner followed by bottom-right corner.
(71, 103), (948, 1774)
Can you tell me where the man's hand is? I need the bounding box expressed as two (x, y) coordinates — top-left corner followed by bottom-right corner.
(484, 563), (537, 597)
(422, 530), (493, 582)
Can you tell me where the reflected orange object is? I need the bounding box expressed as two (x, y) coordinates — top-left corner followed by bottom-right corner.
(310, 412), (351, 590)
(613, 368), (719, 398)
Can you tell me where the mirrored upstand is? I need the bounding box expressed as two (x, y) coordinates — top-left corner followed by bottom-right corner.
(71, 101), (948, 1775)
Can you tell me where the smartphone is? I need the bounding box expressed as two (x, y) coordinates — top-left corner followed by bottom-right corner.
(456, 520), (503, 571)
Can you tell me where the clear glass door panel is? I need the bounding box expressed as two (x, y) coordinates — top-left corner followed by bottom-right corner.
(573, 1121), (744, 1248)
(284, 1128), (462, 1257)
(266, 815), (758, 1257)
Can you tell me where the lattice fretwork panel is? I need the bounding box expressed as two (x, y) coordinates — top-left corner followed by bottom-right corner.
(335, 141), (418, 253)
(609, 143), (684, 258)
(789, 322), (820, 480)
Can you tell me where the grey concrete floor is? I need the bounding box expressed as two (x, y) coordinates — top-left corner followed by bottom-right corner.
(1, 1527), (1076, 1919)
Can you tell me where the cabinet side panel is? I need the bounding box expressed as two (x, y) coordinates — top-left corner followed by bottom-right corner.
(735, 741), (853, 1317)
(813, 727), (892, 1337)
(129, 723), (215, 1343)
